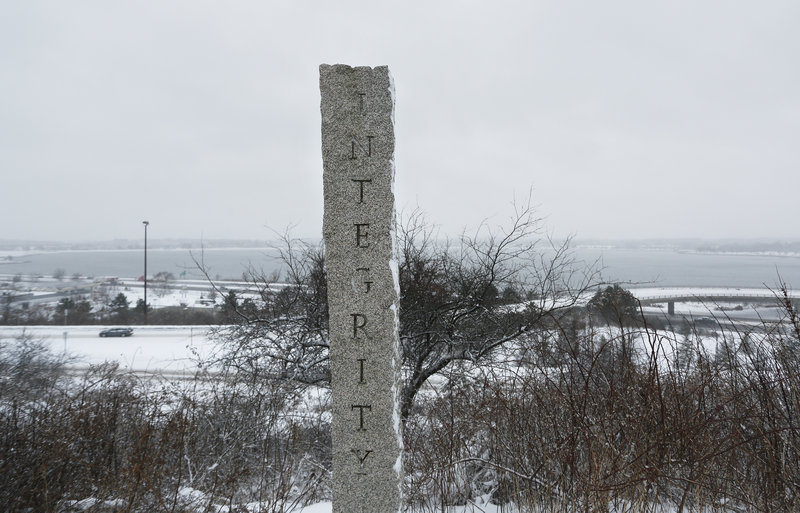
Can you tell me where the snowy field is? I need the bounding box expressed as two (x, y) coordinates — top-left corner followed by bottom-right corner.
(2, 278), (793, 375)
(0, 325), (216, 375)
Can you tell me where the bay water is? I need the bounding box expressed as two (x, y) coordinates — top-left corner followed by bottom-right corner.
(2, 247), (799, 289)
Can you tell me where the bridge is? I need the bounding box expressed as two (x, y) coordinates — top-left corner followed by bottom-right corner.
(629, 287), (800, 315)
(630, 287), (799, 303)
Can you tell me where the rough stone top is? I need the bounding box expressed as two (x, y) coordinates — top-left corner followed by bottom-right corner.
(320, 63), (389, 72)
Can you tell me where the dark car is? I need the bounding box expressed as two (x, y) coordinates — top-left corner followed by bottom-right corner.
(99, 327), (133, 337)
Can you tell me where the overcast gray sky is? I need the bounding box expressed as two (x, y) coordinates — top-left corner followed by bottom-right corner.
(1, 1), (797, 242)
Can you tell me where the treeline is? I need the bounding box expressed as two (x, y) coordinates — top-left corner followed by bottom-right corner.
(0, 238), (275, 252)
(1, 291), (242, 326)
(694, 240), (800, 254)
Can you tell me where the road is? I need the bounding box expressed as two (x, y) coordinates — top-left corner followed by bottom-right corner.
(0, 325), (217, 375)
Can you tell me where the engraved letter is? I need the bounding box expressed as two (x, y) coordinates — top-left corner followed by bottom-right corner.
(351, 404), (372, 431)
(354, 223), (369, 248)
(352, 179), (372, 203)
(358, 93), (366, 114)
(358, 358), (366, 384)
(351, 313), (367, 339)
(349, 136), (374, 159)
(351, 449), (373, 475)
(352, 267), (372, 294)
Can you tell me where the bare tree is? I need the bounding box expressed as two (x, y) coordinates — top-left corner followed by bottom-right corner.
(209, 200), (597, 419)
(152, 271), (175, 297)
(394, 203), (595, 418)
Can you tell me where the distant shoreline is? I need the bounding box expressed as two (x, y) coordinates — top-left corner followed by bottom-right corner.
(0, 247), (278, 260)
(678, 250), (800, 259)
(4, 245), (800, 261)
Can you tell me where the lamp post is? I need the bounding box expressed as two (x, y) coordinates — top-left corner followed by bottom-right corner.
(143, 221), (149, 324)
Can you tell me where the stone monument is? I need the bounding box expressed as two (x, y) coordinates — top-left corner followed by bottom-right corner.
(320, 64), (403, 512)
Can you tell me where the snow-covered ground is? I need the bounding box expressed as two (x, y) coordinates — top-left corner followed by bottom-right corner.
(0, 273), (281, 311)
(1, 280), (793, 376)
(0, 325), (216, 375)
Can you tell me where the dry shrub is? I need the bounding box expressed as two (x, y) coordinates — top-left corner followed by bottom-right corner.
(3, 292), (800, 513)
(0, 332), (330, 513)
(404, 294), (800, 512)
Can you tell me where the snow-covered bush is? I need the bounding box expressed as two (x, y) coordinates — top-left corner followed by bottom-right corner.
(403, 288), (800, 511)
(0, 333), (330, 513)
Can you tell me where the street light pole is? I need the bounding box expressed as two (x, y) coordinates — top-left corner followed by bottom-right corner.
(143, 221), (149, 325)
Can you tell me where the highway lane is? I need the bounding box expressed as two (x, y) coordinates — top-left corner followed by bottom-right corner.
(0, 325), (217, 375)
